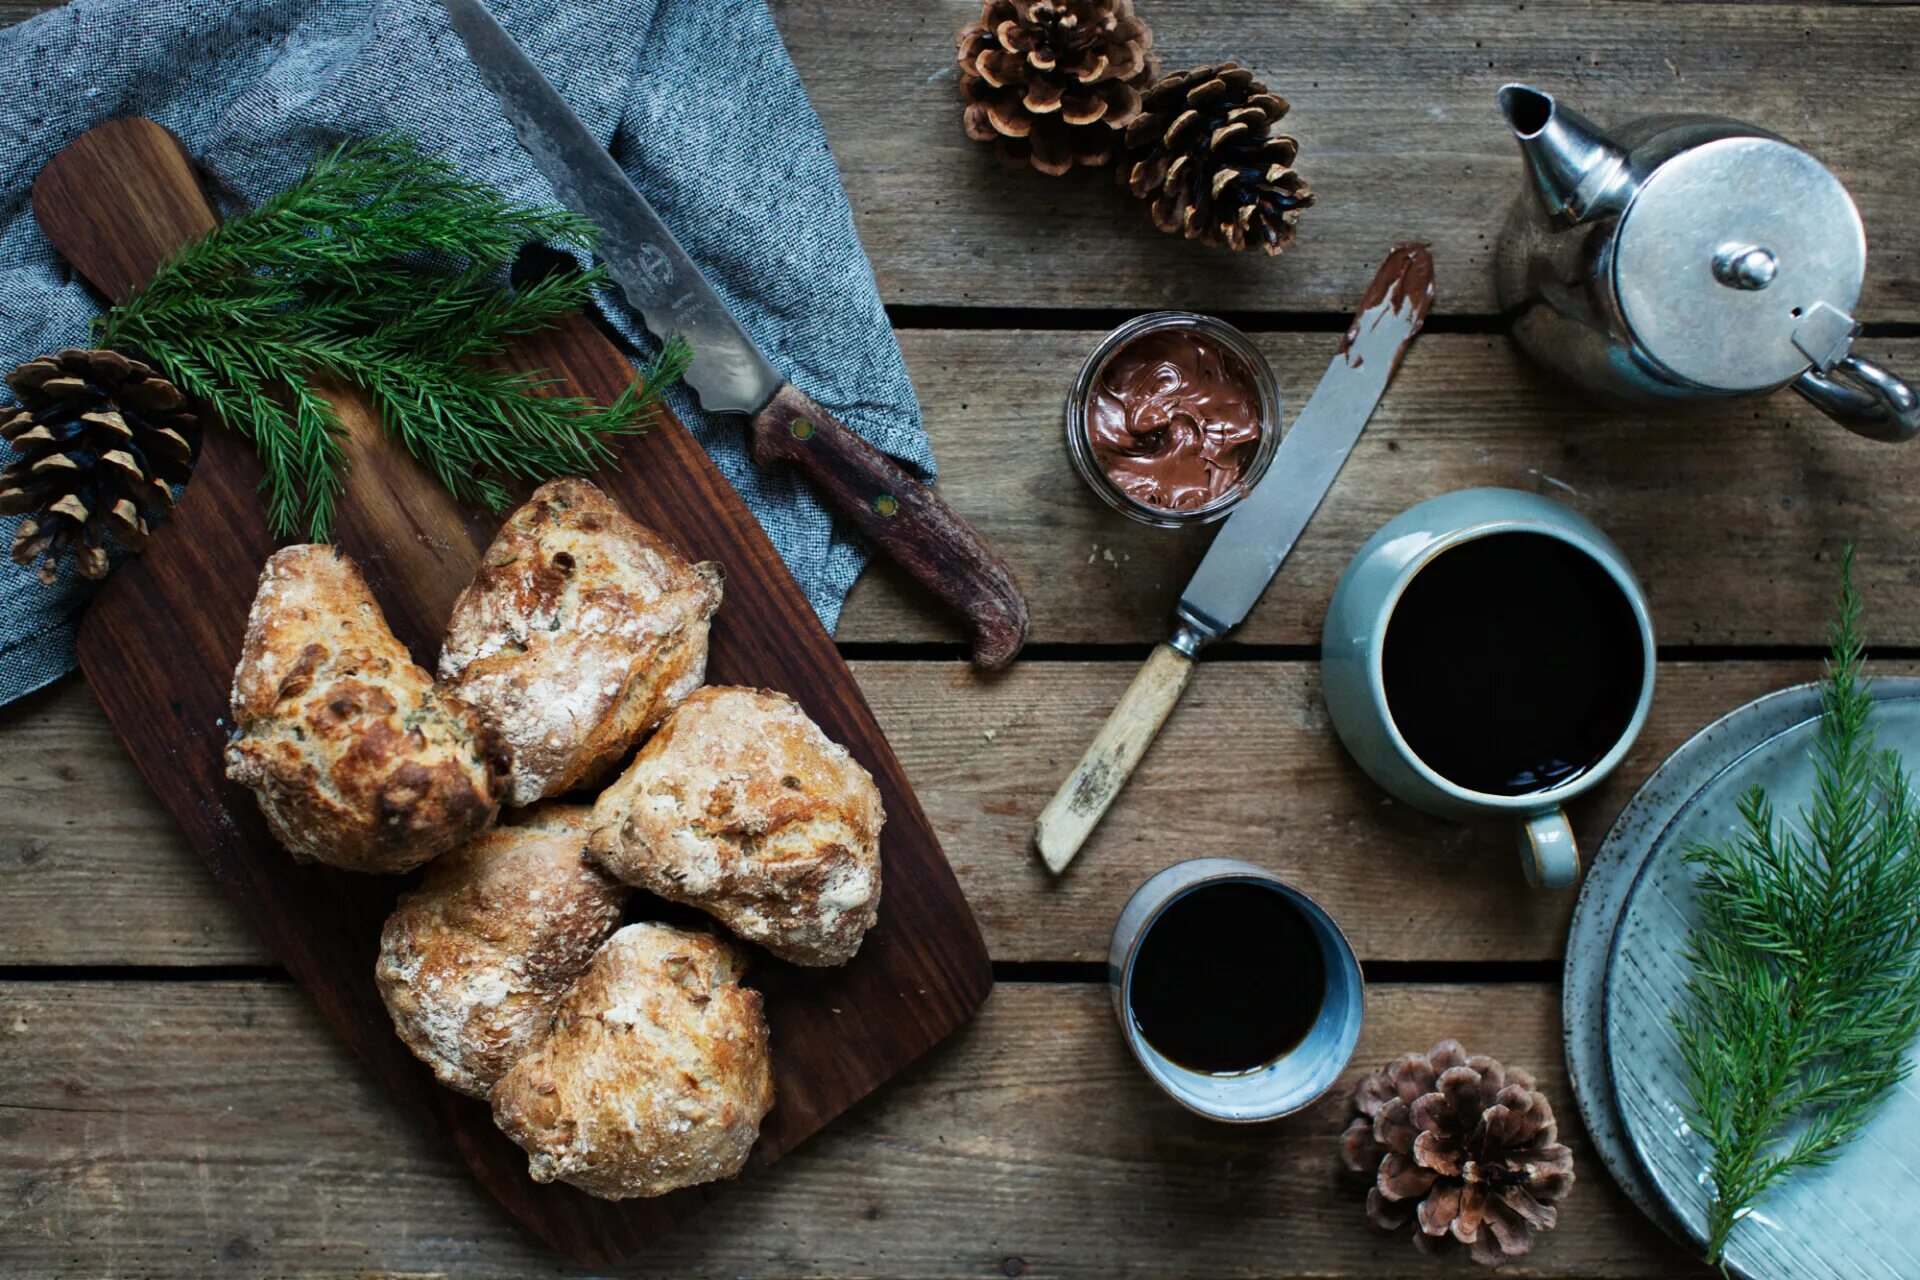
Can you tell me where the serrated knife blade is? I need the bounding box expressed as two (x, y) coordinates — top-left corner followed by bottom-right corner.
(443, 0), (781, 416)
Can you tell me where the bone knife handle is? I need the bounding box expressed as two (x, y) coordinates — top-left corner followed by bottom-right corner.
(1034, 642), (1196, 874)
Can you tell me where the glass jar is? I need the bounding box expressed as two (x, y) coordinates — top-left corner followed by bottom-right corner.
(1065, 312), (1283, 528)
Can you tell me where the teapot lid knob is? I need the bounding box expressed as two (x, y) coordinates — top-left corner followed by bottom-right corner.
(1614, 137), (1866, 392)
(1712, 244), (1780, 291)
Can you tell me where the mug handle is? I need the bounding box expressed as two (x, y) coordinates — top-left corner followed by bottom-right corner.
(1518, 808), (1581, 888)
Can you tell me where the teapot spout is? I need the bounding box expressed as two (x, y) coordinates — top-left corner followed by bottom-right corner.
(1499, 84), (1634, 224)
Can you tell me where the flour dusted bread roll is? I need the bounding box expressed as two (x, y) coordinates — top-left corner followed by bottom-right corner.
(587, 686), (884, 967)
(375, 805), (628, 1097)
(438, 478), (723, 807)
(225, 545), (508, 874)
(490, 922), (773, 1199)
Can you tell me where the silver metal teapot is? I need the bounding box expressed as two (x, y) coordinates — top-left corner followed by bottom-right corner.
(1495, 85), (1919, 442)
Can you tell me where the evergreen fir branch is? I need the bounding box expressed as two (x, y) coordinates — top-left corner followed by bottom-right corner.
(118, 137), (596, 307)
(363, 264), (613, 362)
(640, 328), (694, 396)
(1676, 545), (1920, 1265)
(94, 136), (680, 538)
(129, 324), (348, 540)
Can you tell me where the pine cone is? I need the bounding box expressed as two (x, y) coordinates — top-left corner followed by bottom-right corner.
(956, 0), (1156, 176)
(1120, 63), (1314, 255)
(1340, 1039), (1575, 1267)
(1, 349), (197, 585)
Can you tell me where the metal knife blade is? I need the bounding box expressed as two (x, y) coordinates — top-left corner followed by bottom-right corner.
(1175, 244), (1435, 644)
(443, 0), (782, 416)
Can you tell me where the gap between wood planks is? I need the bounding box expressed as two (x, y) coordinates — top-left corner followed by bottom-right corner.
(885, 304), (1920, 340)
(0, 959), (1560, 984)
(835, 641), (1920, 663)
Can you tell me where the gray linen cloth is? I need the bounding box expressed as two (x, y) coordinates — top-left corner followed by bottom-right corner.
(0, 0), (926, 705)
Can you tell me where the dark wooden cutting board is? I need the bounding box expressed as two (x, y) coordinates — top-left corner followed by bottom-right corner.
(35, 117), (992, 1265)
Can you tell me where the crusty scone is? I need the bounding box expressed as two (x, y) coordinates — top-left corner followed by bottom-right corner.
(490, 922), (773, 1199)
(225, 544), (508, 874)
(587, 686), (885, 967)
(438, 478), (724, 807)
(375, 804), (629, 1097)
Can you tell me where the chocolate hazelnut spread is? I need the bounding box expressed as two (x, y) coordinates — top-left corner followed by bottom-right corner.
(1087, 330), (1263, 511)
(1338, 242), (1436, 365)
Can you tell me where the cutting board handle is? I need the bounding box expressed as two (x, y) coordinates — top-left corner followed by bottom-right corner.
(32, 118), (507, 642)
(33, 117), (214, 305)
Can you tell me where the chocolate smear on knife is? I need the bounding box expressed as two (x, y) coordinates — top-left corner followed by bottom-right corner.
(1338, 243), (1436, 368)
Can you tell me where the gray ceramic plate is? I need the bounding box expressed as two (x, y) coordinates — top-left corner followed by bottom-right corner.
(1602, 685), (1920, 1280)
(1563, 678), (1920, 1269)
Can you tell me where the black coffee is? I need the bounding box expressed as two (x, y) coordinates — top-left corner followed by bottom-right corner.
(1128, 882), (1326, 1075)
(1381, 531), (1644, 796)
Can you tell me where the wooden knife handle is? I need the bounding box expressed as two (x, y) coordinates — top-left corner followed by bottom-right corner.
(1033, 642), (1196, 874)
(750, 381), (1029, 670)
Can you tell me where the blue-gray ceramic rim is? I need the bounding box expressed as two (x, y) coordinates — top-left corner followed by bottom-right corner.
(1107, 858), (1364, 1123)
(1357, 519), (1655, 817)
(1563, 677), (1920, 1272)
(1598, 682), (1920, 1278)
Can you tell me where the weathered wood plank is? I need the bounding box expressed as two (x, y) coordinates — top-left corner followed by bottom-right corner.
(783, 0), (1920, 318)
(3, 2), (1914, 318)
(841, 331), (1920, 646)
(0, 979), (1699, 1279)
(4, 659), (1894, 966)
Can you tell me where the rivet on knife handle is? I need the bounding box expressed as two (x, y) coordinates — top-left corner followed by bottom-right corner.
(750, 382), (1029, 670)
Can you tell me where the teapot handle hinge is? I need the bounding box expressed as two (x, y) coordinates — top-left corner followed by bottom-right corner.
(1793, 355), (1920, 443)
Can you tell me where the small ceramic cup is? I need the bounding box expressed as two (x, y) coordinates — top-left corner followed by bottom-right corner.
(1109, 858), (1365, 1122)
(1320, 488), (1656, 889)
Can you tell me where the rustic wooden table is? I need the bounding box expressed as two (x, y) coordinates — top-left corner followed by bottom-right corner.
(4, 1), (1918, 1276)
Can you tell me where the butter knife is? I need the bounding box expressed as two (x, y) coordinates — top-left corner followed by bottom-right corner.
(444, 0), (1029, 669)
(1035, 245), (1436, 873)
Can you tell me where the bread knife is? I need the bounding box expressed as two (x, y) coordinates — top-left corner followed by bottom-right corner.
(444, 0), (1029, 669)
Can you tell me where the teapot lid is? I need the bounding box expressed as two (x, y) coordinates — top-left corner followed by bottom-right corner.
(1613, 136), (1865, 392)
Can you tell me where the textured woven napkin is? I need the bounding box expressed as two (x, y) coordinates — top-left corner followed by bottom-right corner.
(0, 0), (926, 706)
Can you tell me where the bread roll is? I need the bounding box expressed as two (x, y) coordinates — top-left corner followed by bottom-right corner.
(225, 544), (508, 874)
(375, 805), (628, 1097)
(587, 686), (884, 967)
(490, 922), (773, 1199)
(439, 478), (723, 806)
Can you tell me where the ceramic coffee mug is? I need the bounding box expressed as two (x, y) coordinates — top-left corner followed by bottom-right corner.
(1109, 858), (1365, 1122)
(1321, 488), (1655, 889)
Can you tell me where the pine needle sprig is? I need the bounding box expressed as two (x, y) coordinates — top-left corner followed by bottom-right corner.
(1676, 545), (1920, 1265)
(125, 137), (598, 302)
(93, 136), (683, 540)
(143, 323), (350, 537)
